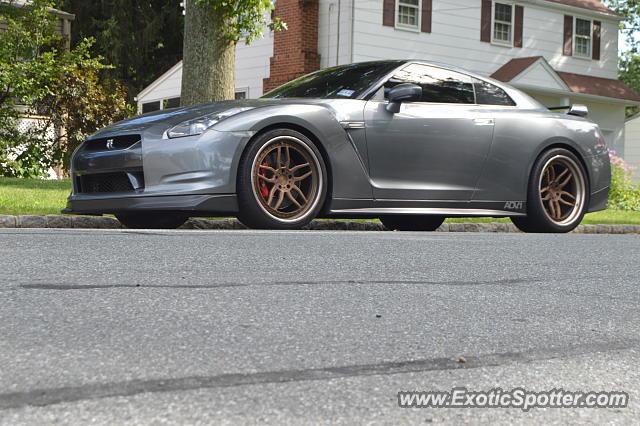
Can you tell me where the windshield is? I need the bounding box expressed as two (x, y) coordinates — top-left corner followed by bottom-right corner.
(261, 61), (404, 99)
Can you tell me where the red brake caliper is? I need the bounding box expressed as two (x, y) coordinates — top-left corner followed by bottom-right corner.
(259, 162), (270, 198)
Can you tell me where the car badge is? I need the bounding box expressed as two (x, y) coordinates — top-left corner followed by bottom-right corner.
(106, 139), (114, 150)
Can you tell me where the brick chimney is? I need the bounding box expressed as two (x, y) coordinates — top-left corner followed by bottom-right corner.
(263, 0), (321, 93)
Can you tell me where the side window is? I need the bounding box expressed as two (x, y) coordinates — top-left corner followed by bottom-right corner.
(384, 63), (475, 104)
(473, 79), (516, 106)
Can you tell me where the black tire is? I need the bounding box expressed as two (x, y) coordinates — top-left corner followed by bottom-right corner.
(380, 215), (445, 231)
(511, 148), (589, 233)
(236, 128), (327, 230)
(115, 212), (188, 229)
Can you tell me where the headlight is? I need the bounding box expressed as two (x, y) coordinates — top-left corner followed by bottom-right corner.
(166, 107), (253, 139)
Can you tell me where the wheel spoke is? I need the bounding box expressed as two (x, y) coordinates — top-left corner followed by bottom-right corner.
(543, 168), (551, 185)
(286, 191), (302, 209)
(290, 184), (307, 203)
(547, 165), (556, 183)
(290, 162), (310, 173)
(540, 185), (550, 194)
(293, 171), (312, 181)
(285, 145), (291, 168)
(557, 172), (573, 189)
(257, 174), (276, 183)
(553, 200), (563, 220)
(558, 197), (575, 207)
(273, 189), (285, 210)
(546, 199), (557, 220)
(259, 164), (276, 173)
(559, 190), (576, 200)
(276, 145), (282, 168)
(266, 185), (278, 206)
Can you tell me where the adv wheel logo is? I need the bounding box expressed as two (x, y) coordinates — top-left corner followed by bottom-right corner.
(504, 201), (525, 211)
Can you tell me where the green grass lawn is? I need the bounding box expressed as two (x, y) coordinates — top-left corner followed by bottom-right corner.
(0, 177), (72, 216)
(1, 177), (640, 225)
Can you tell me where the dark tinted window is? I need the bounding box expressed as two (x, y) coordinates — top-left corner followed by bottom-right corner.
(474, 79), (516, 106)
(163, 97), (181, 109)
(262, 61), (403, 99)
(142, 101), (160, 113)
(384, 64), (475, 104)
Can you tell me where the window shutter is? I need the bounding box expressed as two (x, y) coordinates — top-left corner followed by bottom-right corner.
(481, 0), (492, 42)
(421, 0), (432, 33)
(563, 15), (573, 56)
(383, 0), (395, 27)
(592, 20), (601, 60)
(514, 5), (524, 48)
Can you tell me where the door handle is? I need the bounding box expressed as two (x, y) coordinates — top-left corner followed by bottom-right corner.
(473, 118), (495, 126)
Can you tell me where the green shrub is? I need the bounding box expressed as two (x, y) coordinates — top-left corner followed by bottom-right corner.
(0, 0), (132, 178)
(608, 150), (640, 211)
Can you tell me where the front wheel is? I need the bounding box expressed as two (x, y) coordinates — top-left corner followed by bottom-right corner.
(380, 215), (445, 231)
(115, 212), (188, 229)
(237, 129), (327, 229)
(511, 148), (588, 233)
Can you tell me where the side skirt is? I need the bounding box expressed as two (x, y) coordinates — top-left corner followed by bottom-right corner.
(328, 198), (527, 217)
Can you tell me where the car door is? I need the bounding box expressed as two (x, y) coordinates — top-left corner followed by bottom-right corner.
(364, 63), (495, 201)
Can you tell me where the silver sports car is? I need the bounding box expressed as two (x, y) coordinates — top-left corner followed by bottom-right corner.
(64, 60), (611, 233)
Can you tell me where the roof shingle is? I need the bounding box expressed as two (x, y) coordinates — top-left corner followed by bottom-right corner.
(543, 0), (618, 16)
(491, 57), (640, 103)
(557, 72), (640, 102)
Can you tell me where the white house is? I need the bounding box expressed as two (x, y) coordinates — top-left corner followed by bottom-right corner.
(625, 113), (640, 181)
(137, 0), (640, 157)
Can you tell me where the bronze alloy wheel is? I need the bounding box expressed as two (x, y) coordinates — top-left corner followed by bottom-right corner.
(538, 155), (586, 226)
(250, 136), (323, 222)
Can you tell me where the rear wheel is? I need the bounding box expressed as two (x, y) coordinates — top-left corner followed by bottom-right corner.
(237, 129), (327, 229)
(511, 148), (588, 233)
(379, 215), (445, 231)
(115, 212), (188, 229)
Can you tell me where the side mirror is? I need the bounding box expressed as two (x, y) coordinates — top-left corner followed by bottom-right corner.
(567, 104), (588, 117)
(386, 83), (422, 113)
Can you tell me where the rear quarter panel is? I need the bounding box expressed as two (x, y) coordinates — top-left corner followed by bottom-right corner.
(473, 110), (609, 202)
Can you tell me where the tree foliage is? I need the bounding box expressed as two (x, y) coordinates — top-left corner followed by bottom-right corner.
(58, 0), (185, 102)
(0, 0), (132, 177)
(193, 0), (286, 44)
(607, 0), (640, 116)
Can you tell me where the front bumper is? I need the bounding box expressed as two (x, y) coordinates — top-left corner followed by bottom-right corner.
(65, 128), (250, 215)
(63, 193), (238, 215)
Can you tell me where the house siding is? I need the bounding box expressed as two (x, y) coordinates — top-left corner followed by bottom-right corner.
(625, 116), (640, 182)
(347, 0), (618, 79)
(318, 0), (354, 69)
(136, 32), (273, 112)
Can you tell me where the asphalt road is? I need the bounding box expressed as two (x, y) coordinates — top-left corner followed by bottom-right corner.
(0, 228), (639, 425)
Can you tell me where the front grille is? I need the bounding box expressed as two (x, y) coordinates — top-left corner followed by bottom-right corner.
(82, 135), (141, 152)
(76, 172), (144, 194)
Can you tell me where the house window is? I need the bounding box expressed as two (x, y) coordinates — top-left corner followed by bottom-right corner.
(396, 0), (420, 31)
(235, 89), (248, 100)
(142, 101), (160, 114)
(493, 2), (513, 45)
(163, 97), (181, 109)
(574, 18), (592, 57)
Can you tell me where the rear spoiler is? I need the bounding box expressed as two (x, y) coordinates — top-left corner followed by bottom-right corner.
(548, 104), (588, 117)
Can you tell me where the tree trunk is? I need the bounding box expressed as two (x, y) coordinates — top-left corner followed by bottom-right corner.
(181, 0), (236, 106)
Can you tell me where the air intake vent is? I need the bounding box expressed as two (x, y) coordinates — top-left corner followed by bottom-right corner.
(83, 135), (141, 152)
(76, 172), (144, 194)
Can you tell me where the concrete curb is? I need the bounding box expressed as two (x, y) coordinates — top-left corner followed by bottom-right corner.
(0, 214), (638, 233)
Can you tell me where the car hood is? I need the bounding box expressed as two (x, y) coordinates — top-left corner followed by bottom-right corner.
(90, 98), (356, 139)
